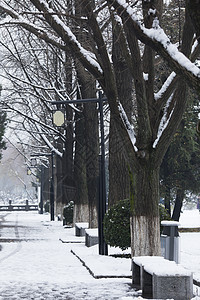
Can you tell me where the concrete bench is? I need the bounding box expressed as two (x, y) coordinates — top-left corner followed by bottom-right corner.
(85, 229), (98, 247)
(132, 256), (193, 300)
(75, 222), (88, 237)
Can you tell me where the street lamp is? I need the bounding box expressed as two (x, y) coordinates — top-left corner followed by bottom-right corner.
(51, 92), (108, 255)
(53, 110), (65, 127)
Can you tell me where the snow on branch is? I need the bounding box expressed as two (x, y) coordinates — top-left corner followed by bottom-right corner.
(154, 72), (176, 100)
(118, 102), (138, 152)
(35, 123), (62, 158)
(112, 0), (200, 87)
(0, 1), (103, 77)
(30, 0), (103, 74)
(53, 17), (103, 74)
(153, 94), (174, 148)
(142, 24), (200, 77)
(0, 4), (65, 50)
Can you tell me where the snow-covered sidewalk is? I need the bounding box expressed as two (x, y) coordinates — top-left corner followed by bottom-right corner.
(0, 210), (200, 299)
(0, 212), (138, 300)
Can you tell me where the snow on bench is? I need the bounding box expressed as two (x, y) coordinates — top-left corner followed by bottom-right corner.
(132, 256), (193, 300)
(75, 222), (88, 237)
(85, 228), (98, 247)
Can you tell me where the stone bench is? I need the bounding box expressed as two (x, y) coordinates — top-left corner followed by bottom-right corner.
(85, 228), (98, 247)
(75, 222), (88, 237)
(132, 256), (193, 300)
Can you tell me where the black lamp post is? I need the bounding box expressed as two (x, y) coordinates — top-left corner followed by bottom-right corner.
(52, 92), (108, 255)
(50, 150), (55, 221)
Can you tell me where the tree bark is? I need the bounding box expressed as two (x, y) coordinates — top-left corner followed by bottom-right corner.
(130, 163), (161, 256)
(81, 77), (99, 228)
(73, 108), (89, 223)
(186, 0), (200, 43)
(164, 185), (171, 217)
(84, 101), (99, 228)
(55, 150), (63, 218)
(62, 54), (75, 208)
(108, 14), (133, 207)
(73, 0), (99, 228)
(172, 188), (185, 221)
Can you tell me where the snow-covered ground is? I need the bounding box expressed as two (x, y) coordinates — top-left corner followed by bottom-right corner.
(0, 209), (199, 299)
(179, 209), (200, 287)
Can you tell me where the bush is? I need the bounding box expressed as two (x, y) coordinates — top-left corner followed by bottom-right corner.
(159, 204), (171, 232)
(103, 199), (131, 251)
(103, 200), (171, 251)
(63, 201), (74, 225)
(159, 204), (171, 222)
(44, 200), (50, 213)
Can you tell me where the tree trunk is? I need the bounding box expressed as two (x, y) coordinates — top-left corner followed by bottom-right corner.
(73, 108), (89, 223)
(55, 154), (63, 218)
(172, 188), (185, 221)
(84, 101), (99, 228)
(53, 136), (64, 218)
(130, 164), (161, 256)
(109, 118), (130, 206)
(164, 185), (171, 217)
(108, 15), (133, 206)
(62, 107), (75, 206)
(74, 0), (99, 227)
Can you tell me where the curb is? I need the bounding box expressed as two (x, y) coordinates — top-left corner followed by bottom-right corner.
(71, 249), (132, 279)
(179, 228), (200, 232)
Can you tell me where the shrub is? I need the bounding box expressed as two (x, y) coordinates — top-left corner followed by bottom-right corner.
(63, 201), (74, 225)
(159, 204), (172, 232)
(103, 199), (131, 251)
(103, 200), (171, 251)
(159, 204), (171, 222)
(44, 200), (50, 213)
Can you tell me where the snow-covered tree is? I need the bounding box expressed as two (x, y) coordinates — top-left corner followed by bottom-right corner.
(0, 0), (200, 256)
(0, 9), (99, 226)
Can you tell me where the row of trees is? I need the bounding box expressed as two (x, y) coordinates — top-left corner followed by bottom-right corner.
(0, 25), (100, 227)
(0, 0), (199, 257)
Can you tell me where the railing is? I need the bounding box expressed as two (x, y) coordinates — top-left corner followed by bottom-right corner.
(0, 200), (38, 212)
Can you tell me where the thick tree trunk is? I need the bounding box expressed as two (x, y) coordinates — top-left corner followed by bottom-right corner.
(74, 0), (99, 227)
(130, 164), (161, 256)
(41, 166), (50, 207)
(73, 109), (89, 223)
(131, 215), (161, 256)
(73, 203), (89, 224)
(62, 106), (74, 205)
(84, 101), (99, 228)
(172, 188), (185, 221)
(55, 154), (63, 218)
(108, 16), (133, 206)
(108, 118), (130, 207)
(62, 54), (75, 208)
